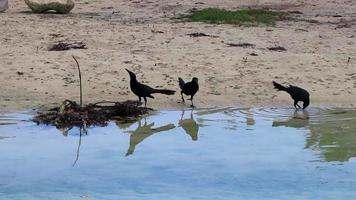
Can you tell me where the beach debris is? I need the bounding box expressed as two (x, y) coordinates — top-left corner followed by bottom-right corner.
(268, 46), (287, 52)
(33, 100), (151, 129)
(151, 25), (164, 33)
(226, 42), (256, 48)
(24, 0), (74, 14)
(49, 33), (64, 38)
(335, 23), (351, 29)
(0, 0), (8, 12)
(242, 57), (248, 62)
(250, 53), (258, 56)
(49, 41), (87, 51)
(17, 71), (24, 75)
(151, 29), (164, 34)
(295, 28), (308, 32)
(288, 10), (303, 14)
(187, 32), (218, 38)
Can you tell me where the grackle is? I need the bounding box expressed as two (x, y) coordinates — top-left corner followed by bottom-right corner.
(178, 77), (199, 107)
(273, 81), (310, 109)
(126, 69), (175, 106)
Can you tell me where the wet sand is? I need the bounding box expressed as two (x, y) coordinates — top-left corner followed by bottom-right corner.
(0, 0), (355, 112)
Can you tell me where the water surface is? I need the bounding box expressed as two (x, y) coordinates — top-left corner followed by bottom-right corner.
(0, 108), (355, 199)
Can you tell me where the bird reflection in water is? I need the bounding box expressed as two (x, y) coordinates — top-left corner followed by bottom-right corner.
(179, 109), (199, 141)
(125, 118), (175, 156)
(272, 110), (309, 128)
(245, 109), (255, 126)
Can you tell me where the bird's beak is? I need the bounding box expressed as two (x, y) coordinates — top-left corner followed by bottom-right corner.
(125, 68), (136, 79)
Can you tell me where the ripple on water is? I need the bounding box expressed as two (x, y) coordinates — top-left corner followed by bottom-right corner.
(194, 107), (356, 162)
(0, 113), (30, 126)
(0, 116), (17, 126)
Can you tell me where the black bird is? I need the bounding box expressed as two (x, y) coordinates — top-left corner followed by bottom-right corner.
(273, 81), (310, 110)
(178, 77), (199, 107)
(125, 69), (175, 106)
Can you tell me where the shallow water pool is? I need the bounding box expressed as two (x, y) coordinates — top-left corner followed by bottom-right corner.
(0, 107), (355, 199)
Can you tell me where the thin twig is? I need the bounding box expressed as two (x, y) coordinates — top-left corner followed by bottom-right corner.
(72, 56), (83, 107)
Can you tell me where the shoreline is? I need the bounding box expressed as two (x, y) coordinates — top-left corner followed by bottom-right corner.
(1, 99), (355, 114)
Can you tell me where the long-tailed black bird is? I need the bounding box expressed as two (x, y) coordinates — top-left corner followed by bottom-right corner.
(273, 81), (310, 110)
(178, 77), (199, 107)
(125, 69), (175, 106)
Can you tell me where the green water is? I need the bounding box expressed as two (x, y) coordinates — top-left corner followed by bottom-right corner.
(0, 108), (355, 199)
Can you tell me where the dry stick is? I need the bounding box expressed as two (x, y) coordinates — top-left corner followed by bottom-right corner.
(72, 56), (83, 107)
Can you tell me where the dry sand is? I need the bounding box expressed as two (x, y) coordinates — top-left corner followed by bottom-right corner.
(0, 0), (355, 112)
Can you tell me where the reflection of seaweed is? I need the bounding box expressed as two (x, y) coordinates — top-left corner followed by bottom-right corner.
(272, 110), (309, 128)
(306, 110), (356, 162)
(179, 110), (199, 141)
(125, 118), (175, 156)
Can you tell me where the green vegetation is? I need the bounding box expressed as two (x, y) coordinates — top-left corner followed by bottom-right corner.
(179, 8), (289, 26)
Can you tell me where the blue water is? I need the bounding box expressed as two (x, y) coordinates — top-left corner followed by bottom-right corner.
(0, 108), (355, 199)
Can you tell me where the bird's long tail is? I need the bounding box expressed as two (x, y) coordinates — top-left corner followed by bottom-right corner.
(272, 81), (288, 92)
(153, 89), (176, 95)
(178, 77), (185, 90)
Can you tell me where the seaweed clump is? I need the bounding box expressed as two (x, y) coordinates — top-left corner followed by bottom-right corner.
(49, 41), (87, 51)
(33, 100), (151, 129)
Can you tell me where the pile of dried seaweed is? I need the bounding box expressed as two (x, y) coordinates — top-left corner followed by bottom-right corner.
(49, 41), (87, 51)
(33, 100), (151, 129)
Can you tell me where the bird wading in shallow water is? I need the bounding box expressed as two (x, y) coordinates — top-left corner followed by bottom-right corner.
(273, 81), (310, 110)
(178, 77), (199, 107)
(125, 69), (175, 107)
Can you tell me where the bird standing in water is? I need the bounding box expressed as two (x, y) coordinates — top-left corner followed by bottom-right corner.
(125, 69), (175, 107)
(272, 81), (310, 110)
(178, 77), (199, 107)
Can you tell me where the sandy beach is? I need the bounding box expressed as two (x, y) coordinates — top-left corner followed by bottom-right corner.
(0, 0), (355, 112)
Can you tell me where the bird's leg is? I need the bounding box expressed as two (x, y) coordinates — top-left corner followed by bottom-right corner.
(294, 100), (301, 110)
(190, 95), (195, 108)
(144, 97), (147, 107)
(136, 96), (142, 106)
(180, 110), (185, 120)
(180, 91), (185, 103)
